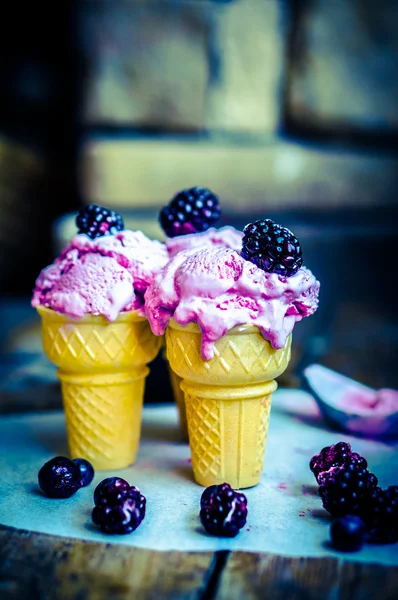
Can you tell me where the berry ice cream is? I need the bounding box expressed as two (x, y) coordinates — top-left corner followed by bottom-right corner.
(32, 228), (169, 321)
(145, 244), (320, 360)
(338, 388), (398, 415)
(166, 225), (243, 257)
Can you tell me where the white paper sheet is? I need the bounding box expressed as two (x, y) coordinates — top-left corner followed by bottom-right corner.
(1, 390), (397, 564)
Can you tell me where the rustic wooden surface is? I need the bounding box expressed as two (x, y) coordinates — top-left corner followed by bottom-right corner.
(0, 525), (214, 600)
(217, 552), (398, 600)
(1, 525), (397, 600)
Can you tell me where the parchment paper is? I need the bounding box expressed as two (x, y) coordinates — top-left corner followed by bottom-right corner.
(1, 390), (397, 564)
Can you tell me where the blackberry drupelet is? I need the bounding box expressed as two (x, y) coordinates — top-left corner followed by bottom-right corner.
(73, 458), (95, 488)
(76, 204), (124, 239)
(310, 442), (368, 484)
(199, 483), (247, 538)
(200, 484), (219, 510)
(363, 486), (398, 544)
(318, 462), (378, 518)
(38, 456), (81, 499)
(92, 477), (146, 534)
(93, 477), (131, 506)
(159, 187), (221, 238)
(330, 515), (366, 552)
(241, 219), (302, 277)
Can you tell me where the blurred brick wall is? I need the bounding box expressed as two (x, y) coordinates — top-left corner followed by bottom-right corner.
(78, 0), (398, 212)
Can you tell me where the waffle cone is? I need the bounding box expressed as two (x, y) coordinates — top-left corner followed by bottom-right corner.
(161, 344), (188, 441)
(166, 320), (291, 488)
(168, 364), (188, 441)
(37, 306), (162, 469)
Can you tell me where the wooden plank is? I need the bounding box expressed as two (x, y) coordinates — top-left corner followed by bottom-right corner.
(0, 525), (215, 600)
(2, 525), (397, 600)
(216, 552), (398, 600)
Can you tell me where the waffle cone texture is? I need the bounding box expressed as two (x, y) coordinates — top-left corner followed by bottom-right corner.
(37, 306), (162, 470)
(161, 345), (188, 442)
(166, 320), (291, 488)
(168, 365), (188, 441)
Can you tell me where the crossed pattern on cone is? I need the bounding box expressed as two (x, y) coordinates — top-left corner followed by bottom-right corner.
(168, 366), (188, 441)
(37, 306), (162, 470)
(162, 346), (189, 441)
(60, 371), (145, 470)
(166, 320), (291, 488)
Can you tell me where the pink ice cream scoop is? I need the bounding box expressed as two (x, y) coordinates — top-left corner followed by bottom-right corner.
(32, 230), (169, 321)
(145, 246), (320, 360)
(166, 226), (243, 257)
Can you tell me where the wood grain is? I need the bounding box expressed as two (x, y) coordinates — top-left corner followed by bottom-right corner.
(1, 525), (397, 600)
(0, 525), (214, 600)
(216, 551), (398, 600)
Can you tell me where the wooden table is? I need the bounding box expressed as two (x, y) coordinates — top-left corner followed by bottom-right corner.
(1, 524), (398, 599)
(1, 299), (398, 599)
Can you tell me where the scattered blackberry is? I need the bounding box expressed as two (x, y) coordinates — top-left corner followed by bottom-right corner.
(330, 515), (366, 552)
(159, 187), (221, 238)
(73, 458), (95, 488)
(241, 219), (302, 277)
(318, 462), (378, 518)
(38, 456), (81, 499)
(363, 486), (398, 544)
(76, 204), (124, 239)
(199, 483), (247, 538)
(310, 443), (398, 546)
(92, 477), (146, 534)
(310, 442), (368, 484)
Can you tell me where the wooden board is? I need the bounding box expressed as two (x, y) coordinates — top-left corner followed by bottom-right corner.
(1, 525), (397, 599)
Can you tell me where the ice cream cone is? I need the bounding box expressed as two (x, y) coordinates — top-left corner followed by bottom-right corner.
(166, 320), (291, 488)
(168, 365), (188, 441)
(161, 345), (189, 441)
(36, 306), (162, 470)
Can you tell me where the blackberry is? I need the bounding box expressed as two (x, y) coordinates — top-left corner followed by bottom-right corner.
(241, 219), (302, 277)
(76, 204), (124, 239)
(38, 456), (81, 499)
(92, 477), (146, 535)
(73, 458), (95, 488)
(363, 486), (398, 544)
(199, 483), (247, 538)
(159, 187), (221, 238)
(318, 462), (378, 518)
(310, 442), (367, 484)
(93, 477), (131, 506)
(330, 515), (366, 552)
